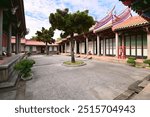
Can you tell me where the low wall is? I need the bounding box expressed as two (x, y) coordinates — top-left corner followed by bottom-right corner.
(0, 54), (25, 82)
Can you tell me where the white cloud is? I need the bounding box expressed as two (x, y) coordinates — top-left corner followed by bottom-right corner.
(24, 0), (137, 39)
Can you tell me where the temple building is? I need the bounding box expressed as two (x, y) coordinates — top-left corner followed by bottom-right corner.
(0, 1), (150, 83)
(0, 0), (27, 83)
(0, 0), (26, 57)
(58, 8), (150, 59)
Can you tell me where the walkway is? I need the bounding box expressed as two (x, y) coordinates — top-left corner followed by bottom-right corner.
(23, 55), (150, 100)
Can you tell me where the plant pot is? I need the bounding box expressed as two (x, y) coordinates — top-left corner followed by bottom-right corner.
(21, 73), (33, 81)
(127, 63), (135, 67)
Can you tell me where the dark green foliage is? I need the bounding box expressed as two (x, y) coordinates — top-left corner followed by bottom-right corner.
(14, 59), (35, 78)
(143, 59), (150, 67)
(35, 27), (55, 55)
(49, 8), (94, 62)
(119, 0), (150, 12)
(36, 27), (54, 43)
(49, 8), (94, 37)
(127, 57), (136, 66)
(128, 57), (136, 60)
(127, 59), (136, 66)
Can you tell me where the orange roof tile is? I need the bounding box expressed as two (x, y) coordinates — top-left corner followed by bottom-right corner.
(26, 40), (58, 46)
(25, 40), (46, 46)
(112, 16), (150, 31)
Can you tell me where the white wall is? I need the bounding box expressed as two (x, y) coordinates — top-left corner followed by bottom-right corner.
(49, 46), (52, 51)
(54, 47), (57, 51)
(25, 46), (29, 51)
(81, 42), (85, 53)
(66, 45), (70, 52)
(21, 45), (24, 52)
(32, 46), (36, 51)
(93, 41), (96, 54)
(88, 41), (93, 54)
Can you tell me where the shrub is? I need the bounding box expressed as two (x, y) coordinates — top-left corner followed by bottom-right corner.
(127, 58), (136, 66)
(128, 57), (136, 60)
(143, 59), (150, 67)
(14, 59), (35, 78)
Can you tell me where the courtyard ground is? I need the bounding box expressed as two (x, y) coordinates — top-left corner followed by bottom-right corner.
(21, 55), (150, 100)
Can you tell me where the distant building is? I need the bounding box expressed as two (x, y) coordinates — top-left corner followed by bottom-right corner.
(11, 38), (59, 54)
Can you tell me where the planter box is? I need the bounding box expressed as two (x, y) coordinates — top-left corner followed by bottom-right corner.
(21, 73), (33, 81)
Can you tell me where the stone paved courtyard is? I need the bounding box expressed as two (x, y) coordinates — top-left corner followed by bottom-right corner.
(22, 55), (150, 100)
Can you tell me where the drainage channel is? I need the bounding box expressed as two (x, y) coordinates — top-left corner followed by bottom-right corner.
(114, 74), (150, 100)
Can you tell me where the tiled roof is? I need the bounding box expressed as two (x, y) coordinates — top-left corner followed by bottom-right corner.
(94, 22), (112, 33)
(26, 40), (58, 46)
(25, 40), (46, 46)
(112, 16), (150, 31)
(11, 38), (58, 46)
(11, 38), (26, 44)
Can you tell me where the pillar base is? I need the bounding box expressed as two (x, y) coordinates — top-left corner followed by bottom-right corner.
(7, 53), (12, 57)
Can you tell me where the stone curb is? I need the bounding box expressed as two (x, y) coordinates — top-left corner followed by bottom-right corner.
(62, 63), (86, 67)
(114, 74), (150, 100)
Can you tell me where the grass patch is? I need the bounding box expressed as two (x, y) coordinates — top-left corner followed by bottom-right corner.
(63, 61), (84, 65)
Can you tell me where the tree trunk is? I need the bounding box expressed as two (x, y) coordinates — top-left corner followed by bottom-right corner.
(46, 42), (49, 55)
(70, 35), (75, 63)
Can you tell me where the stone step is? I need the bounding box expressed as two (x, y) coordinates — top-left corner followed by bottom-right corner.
(138, 80), (150, 88)
(131, 83), (150, 100)
(0, 73), (19, 90)
(128, 80), (143, 93)
(114, 90), (135, 100)
(0, 90), (17, 100)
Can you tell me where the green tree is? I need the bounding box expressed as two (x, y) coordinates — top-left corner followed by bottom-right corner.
(49, 8), (94, 63)
(35, 27), (55, 55)
(30, 36), (37, 40)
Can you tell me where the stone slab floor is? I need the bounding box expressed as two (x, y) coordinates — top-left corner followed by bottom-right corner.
(24, 55), (150, 100)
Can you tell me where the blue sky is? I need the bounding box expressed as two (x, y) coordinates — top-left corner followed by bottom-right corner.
(24, 0), (136, 39)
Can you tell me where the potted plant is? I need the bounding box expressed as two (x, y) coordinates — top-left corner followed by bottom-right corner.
(14, 59), (35, 80)
(127, 57), (136, 66)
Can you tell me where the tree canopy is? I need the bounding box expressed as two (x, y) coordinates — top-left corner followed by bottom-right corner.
(49, 8), (94, 62)
(36, 27), (55, 43)
(35, 27), (55, 55)
(49, 8), (94, 37)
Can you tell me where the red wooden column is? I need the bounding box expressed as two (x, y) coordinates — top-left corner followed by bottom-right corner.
(121, 34), (126, 59)
(0, 9), (3, 56)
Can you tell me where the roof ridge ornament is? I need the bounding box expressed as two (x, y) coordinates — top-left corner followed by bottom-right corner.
(93, 6), (115, 32)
